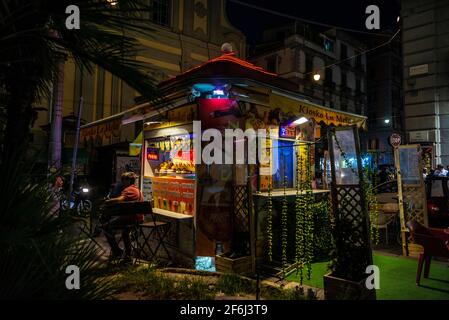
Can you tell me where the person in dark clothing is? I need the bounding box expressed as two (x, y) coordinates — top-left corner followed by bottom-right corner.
(378, 166), (389, 185)
(102, 172), (144, 260)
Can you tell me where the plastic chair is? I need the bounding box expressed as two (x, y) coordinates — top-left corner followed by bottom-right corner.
(406, 220), (449, 286)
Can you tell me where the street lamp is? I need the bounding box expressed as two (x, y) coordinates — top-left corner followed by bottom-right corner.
(313, 72), (326, 106)
(384, 119), (391, 124)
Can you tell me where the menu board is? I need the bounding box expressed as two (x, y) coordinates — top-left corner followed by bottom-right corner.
(116, 156), (140, 182)
(259, 135), (272, 191)
(142, 177), (152, 201)
(152, 177), (195, 215)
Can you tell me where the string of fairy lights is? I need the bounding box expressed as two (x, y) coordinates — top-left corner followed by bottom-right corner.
(228, 0), (396, 37)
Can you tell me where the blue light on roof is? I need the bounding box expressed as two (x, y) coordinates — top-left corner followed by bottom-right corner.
(195, 256), (216, 272)
(193, 83), (215, 93)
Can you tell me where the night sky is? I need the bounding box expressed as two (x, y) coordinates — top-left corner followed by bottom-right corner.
(226, 0), (401, 45)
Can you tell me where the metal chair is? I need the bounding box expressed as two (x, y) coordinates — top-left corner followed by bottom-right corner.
(100, 201), (172, 263)
(99, 201), (148, 263)
(135, 205), (171, 263)
(370, 203), (398, 245)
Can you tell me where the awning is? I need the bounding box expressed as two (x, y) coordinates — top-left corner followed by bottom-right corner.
(80, 118), (121, 142)
(129, 131), (143, 156)
(270, 92), (367, 130)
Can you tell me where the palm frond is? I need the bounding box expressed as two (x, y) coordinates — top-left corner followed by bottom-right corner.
(0, 160), (113, 299)
(0, 0), (163, 102)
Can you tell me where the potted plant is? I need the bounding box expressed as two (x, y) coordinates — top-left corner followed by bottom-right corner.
(323, 206), (377, 300)
(324, 126), (376, 300)
(216, 180), (256, 276)
(215, 231), (254, 276)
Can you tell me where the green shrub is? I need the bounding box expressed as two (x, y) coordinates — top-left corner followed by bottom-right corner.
(216, 273), (256, 296)
(0, 163), (112, 299)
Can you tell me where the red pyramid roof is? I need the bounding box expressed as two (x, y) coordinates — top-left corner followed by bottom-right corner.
(159, 52), (297, 92)
(181, 52), (277, 76)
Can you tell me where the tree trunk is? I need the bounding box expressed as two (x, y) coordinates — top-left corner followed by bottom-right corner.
(48, 60), (65, 170)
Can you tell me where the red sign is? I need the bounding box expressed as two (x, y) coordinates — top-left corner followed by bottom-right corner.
(146, 148), (159, 161)
(279, 125), (296, 139)
(389, 133), (402, 147)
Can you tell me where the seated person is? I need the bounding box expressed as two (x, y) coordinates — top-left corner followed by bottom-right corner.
(102, 172), (144, 259)
(434, 164), (448, 177)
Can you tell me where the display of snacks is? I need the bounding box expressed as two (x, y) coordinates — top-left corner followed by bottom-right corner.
(156, 160), (195, 174)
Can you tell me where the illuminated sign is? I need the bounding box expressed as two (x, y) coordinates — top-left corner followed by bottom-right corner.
(279, 125), (296, 139)
(146, 148), (159, 161)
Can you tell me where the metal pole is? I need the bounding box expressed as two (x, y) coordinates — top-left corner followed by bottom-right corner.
(253, 169), (260, 300)
(68, 96), (84, 202)
(48, 59), (65, 171)
(255, 203), (260, 300)
(323, 83), (325, 106)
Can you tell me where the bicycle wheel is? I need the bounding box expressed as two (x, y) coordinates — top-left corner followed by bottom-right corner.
(61, 199), (70, 212)
(77, 200), (93, 215)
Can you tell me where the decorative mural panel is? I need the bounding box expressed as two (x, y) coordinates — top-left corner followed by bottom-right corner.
(193, 0), (208, 35)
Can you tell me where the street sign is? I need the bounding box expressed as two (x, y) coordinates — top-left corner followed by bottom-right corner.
(409, 130), (429, 142)
(389, 133), (402, 147)
(409, 64), (429, 77)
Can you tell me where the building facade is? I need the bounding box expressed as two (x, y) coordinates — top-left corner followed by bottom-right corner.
(31, 0), (246, 183)
(365, 37), (403, 166)
(249, 23), (368, 117)
(402, 0), (449, 166)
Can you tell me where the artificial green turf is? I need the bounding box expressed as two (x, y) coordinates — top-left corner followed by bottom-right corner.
(286, 253), (449, 300)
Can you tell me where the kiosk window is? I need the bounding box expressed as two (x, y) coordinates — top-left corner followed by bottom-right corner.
(272, 140), (295, 189)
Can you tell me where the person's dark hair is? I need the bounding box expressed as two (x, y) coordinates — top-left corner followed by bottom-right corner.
(121, 172), (136, 184)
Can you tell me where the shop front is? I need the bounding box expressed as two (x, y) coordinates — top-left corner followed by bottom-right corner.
(135, 52), (367, 272)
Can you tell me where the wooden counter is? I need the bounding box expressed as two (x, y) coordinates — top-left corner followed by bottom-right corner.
(153, 207), (193, 220)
